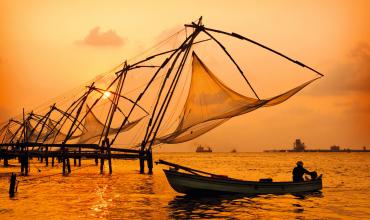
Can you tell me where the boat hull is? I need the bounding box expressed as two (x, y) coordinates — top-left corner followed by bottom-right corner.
(164, 170), (322, 195)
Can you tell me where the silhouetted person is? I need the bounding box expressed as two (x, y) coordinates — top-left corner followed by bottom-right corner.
(292, 161), (312, 182)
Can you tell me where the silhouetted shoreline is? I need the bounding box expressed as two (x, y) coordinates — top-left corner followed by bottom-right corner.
(264, 149), (370, 152)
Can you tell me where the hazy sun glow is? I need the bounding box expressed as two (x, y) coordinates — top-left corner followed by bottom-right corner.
(103, 91), (111, 99)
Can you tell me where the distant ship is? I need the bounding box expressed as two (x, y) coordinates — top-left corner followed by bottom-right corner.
(196, 145), (212, 153)
(230, 149), (237, 153)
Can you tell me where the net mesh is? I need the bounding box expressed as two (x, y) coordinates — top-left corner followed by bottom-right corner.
(25, 121), (54, 142)
(156, 53), (317, 144)
(78, 105), (143, 144)
(2, 129), (15, 143)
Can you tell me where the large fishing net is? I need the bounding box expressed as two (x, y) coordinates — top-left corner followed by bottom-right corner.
(156, 53), (317, 144)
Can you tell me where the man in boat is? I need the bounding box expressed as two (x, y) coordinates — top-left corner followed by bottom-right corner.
(292, 161), (315, 182)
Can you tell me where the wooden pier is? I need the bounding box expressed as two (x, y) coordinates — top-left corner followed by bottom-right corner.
(0, 143), (153, 175)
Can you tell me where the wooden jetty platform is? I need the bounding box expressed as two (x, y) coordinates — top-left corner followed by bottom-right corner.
(0, 143), (153, 175)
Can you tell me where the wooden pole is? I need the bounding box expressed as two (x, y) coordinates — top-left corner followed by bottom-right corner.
(185, 23), (324, 77)
(40, 147), (44, 162)
(25, 152), (29, 176)
(141, 46), (188, 147)
(146, 51), (190, 146)
(67, 157), (71, 174)
(62, 148), (66, 175)
(109, 30), (198, 146)
(200, 29), (260, 99)
(139, 150), (145, 174)
(147, 149), (153, 174)
(107, 139), (112, 174)
(45, 98), (85, 143)
(20, 153), (25, 175)
(45, 146), (49, 166)
(143, 18), (202, 151)
(3, 156), (8, 167)
(100, 146), (104, 174)
(74, 150), (77, 166)
(9, 173), (16, 198)
(78, 146), (81, 167)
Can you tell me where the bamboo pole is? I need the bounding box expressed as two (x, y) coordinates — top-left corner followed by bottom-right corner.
(145, 19), (202, 150)
(185, 23), (324, 77)
(45, 146), (48, 166)
(100, 145), (104, 174)
(139, 150), (145, 174)
(67, 157), (71, 174)
(62, 148), (66, 175)
(201, 29), (260, 99)
(78, 146), (81, 167)
(9, 173), (16, 197)
(110, 30), (199, 146)
(74, 150), (77, 166)
(147, 149), (153, 174)
(107, 139), (112, 174)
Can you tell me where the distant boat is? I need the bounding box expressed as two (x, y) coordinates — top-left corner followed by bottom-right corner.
(196, 145), (212, 153)
(230, 149), (237, 153)
(158, 160), (322, 195)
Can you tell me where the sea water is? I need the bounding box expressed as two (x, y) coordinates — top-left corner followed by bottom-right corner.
(0, 152), (369, 219)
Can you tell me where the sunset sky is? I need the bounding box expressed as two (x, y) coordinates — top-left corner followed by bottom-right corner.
(0, 0), (369, 151)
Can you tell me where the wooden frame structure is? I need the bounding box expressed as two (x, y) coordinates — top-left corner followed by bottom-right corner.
(0, 17), (323, 176)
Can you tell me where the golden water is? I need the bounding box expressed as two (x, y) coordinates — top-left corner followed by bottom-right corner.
(0, 152), (369, 219)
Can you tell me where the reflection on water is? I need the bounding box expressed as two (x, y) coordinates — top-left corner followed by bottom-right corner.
(168, 191), (324, 219)
(87, 173), (160, 219)
(0, 153), (369, 219)
(291, 191), (323, 199)
(168, 194), (254, 219)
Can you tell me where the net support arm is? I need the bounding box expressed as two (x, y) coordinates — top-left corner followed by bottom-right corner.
(185, 23), (324, 77)
(201, 29), (260, 100)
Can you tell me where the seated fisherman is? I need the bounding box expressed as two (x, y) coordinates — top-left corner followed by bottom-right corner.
(292, 161), (315, 182)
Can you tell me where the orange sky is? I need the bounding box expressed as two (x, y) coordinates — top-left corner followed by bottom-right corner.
(0, 0), (369, 151)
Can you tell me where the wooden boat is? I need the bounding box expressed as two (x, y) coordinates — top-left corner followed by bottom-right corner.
(157, 160), (322, 195)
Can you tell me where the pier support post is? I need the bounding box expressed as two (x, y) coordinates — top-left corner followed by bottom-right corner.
(67, 158), (71, 174)
(107, 139), (112, 174)
(147, 149), (153, 174)
(78, 146), (81, 167)
(20, 153), (28, 176)
(3, 157), (8, 167)
(45, 147), (49, 167)
(9, 173), (16, 198)
(39, 147), (43, 163)
(62, 148), (66, 175)
(62, 158), (66, 175)
(100, 146), (104, 174)
(139, 151), (145, 174)
(73, 150), (77, 166)
(25, 152), (29, 176)
(51, 156), (55, 167)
